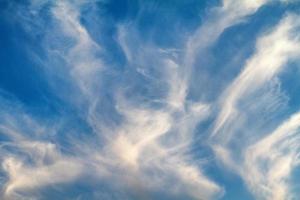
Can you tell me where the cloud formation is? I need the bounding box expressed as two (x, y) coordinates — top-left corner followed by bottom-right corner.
(1, 0), (300, 200)
(211, 12), (300, 200)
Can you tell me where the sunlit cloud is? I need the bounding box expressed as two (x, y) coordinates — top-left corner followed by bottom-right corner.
(1, 0), (300, 199)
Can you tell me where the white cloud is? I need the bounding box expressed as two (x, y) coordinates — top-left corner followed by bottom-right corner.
(184, 0), (270, 69)
(211, 13), (300, 200)
(212, 13), (300, 141)
(2, 0), (300, 199)
(51, 1), (103, 97)
(0, 1), (225, 199)
(3, 154), (82, 197)
(244, 111), (300, 200)
(0, 111), (83, 199)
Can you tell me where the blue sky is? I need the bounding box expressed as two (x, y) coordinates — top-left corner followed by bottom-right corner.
(1, 0), (300, 199)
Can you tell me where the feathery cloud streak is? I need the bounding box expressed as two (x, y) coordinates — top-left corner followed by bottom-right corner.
(0, 0), (300, 200)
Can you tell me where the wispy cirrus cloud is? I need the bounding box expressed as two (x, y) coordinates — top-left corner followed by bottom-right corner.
(244, 111), (300, 200)
(212, 13), (300, 140)
(1, 0), (300, 200)
(1, 1), (224, 199)
(0, 96), (83, 199)
(211, 13), (300, 200)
